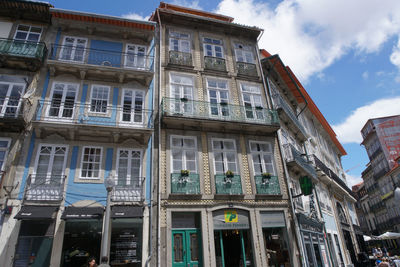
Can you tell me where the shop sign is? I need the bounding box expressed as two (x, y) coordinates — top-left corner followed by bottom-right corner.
(213, 209), (249, 230)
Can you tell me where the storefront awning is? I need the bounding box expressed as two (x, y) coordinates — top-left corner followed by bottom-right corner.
(61, 206), (104, 220)
(111, 206), (143, 218)
(14, 206), (58, 220)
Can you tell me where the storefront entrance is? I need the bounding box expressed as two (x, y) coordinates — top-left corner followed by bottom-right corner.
(172, 229), (201, 267)
(214, 230), (252, 267)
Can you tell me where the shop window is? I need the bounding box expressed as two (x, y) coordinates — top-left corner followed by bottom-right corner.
(263, 227), (290, 267)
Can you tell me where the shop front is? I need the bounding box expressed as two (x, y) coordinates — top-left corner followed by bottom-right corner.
(213, 209), (253, 267)
(13, 206), (58, 267)
(260, 211), (291, 267)
(297, 213), (330, 267)
(60, 206), (104, 267)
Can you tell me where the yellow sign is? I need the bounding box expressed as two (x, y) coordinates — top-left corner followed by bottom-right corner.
(224, 210), (238, 223)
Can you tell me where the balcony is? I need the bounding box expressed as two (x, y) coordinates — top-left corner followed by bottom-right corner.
(283, 144), (317, 179)
(254, 175), (281, 196)
(170, 173), (200, 196)
(0, 38), (46, 71)
(24, 174), (66, 202)
(47, 44), (154, 84)
(161, 97), (279, 134)
(236, 62), (258, 77)
(272, 93), (308, 141)
(168, 51), (192, 67)
(111, 177), (144, 202)
(33, 100), (153, 143)
(373, 167), (390, 180)
(204, 56), (226, 72)
(215, 174), (242, 196)
(0, 97), (26, 131)
(370, 202), (385, 213)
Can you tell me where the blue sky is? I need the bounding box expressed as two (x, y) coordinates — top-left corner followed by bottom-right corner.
(47, 0), (400, 186)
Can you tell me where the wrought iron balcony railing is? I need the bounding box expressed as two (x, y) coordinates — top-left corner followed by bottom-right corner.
(215, 174), (242, 195)
(283, 144), (317, 179)
(0, 38), (46, 61)
(236, 62), (258, 76)
(169, 51), (192, 66)
(111, 177), (144, 202)
(254, 175), (281, 195)
(48, 44), (154, 72)
(36, 100), (153, 129)
(24, 174), (66, 201)
(171, 173), (200, 194)
(204, 56), (226, 71)
(162, 97), (279, 126)
(272, 93), (308, 138)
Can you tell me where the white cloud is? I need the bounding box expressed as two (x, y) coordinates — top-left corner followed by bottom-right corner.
(215, 0), (400, 81)
(332, 96), (400, 144)
(171, 0), (202, 10)
(345, 173), (362, 188)
(122, 12), (150, 21)
(362, 71), (369, 80)
(390, 38), (400, 82)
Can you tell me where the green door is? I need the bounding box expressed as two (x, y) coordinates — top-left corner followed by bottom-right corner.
(172, 229), (202, 267)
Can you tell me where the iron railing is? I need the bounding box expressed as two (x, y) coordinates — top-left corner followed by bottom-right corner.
(111, 177), (144, 202)
(215, 174), (242, 195)
(48, 44), (154, 72)
(24, 174), (66, 201)
(0, 38), (46, 61)
(283, 144), (317, 178)
(36, 100), (153, 129)
(236, 62), (258, 76)
(373, 167), (390, 180)
(272, 93), (308, 137)
(162, 97), (279, 126)
(169, 51), (192, 66)
(204, 56), (226, 71)
(171, 173), (200, 194)
(254, 175), (281, 195)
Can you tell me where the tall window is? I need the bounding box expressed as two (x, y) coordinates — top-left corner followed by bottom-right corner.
(0, 139), (10, 171)
(90, 85), (110, 113)
(171, 136), (197, 173)
(234, 43), (254, 63)
(125, 44), (146, 69)
(212, 139), (237, 174)
(59, 36), (87, 62)
(203, 38), (223, 58)
(14, 25), (42, 42)
(34, 145), (68, 179)
(0, 82), (25, 117)
(81, 147), (102, 179)
(249, 141), (275, 175)
(169, 32), (190, 53)
(207, 78), (229, 117)
(121, 89), (144, 124)
(241, 83), (263, 119)
(117, 149), (141, 185)
(48, 82), (78, 119)
(170, 74), (194, 114)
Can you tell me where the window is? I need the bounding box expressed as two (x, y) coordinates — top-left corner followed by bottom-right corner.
(90, 85), (110, 113)
(59, 36), (87, 62)
(0, 82), (25, 117)
(249, 141), (275, 175)
(171, 136), (197, 173)
(169, 32), (190, 53)
(47, 82), (78, 119)
(212, 139), (238, 174)
(207, 78), (229, 117)
(34, 145), (68, 178)
(14, 25), (42, 42)
(0, 139), (10, 171)
(203, 38), (224, 58)
(240, 83), (263, 119)
(234, 43), (254, 63)
(125, 44), (146, 69)
(292, 179), (303, 209)
(80, 147), (102, 179)
(121, 89), (144, 123)
(170, 74), (194, 114)
(116, 149), (141, 185)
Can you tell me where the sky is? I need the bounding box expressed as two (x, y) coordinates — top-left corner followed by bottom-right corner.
(47, 0), (400, 187)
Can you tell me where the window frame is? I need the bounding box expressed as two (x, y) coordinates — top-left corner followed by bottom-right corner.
(124, 43), (147, 69)
(89, 84), (110, 114)
(120, 88), (145, 124)
(211, 138), (238, 175)
(59, 36), (88, 62)
(13, 24), (42, 42)
(0, 138), (11, 172)
(32, 144), (69, 180)
(80, 146), (103, 180)
(203, 37), (224, 58)
(206, 78), (229, 117)
(169, 31), (191, 53)
(170, 135), (198, 174)
(0, 81), (25, 118)
(234, 43), (254, 64)
(249, 140), (276, 176)
(46, 81), (79, 120)
(116, 148), (143, 185)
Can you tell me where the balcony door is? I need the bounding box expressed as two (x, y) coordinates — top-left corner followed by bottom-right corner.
(11, 25), (42, 56)
(207, 79), (229, 118)
(121, 89), (144, 124)
(240, 84), (263, 120)
(59, 36), (87, 62)
(47, 82), (78, 120)
(0, 82), (25, 118)
(115, 149), (142, 201)
(170, 74), (194, 114)
(125, 44), (146, 69)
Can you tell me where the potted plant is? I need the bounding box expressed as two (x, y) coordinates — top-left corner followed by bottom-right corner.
(181, 170), (190, 177)
(180, 97), (188, 102)
(262, 172), (271, 185)
(225, 170), (234, 178)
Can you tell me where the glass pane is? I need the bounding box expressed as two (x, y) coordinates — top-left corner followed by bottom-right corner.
(174, 234), (184, 262)
(190, 233), (199, 261)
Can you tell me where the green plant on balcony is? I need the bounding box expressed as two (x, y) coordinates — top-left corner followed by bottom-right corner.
(224, 170), (234, 184)
(261, 172), (271, 185)
(179, 170), (190, 184)
(180, 169), (190, 177)
(180, 97), (188, 102)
